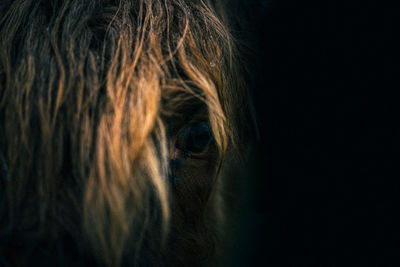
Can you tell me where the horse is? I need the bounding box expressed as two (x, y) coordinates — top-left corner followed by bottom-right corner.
(0, 1), (253, 266)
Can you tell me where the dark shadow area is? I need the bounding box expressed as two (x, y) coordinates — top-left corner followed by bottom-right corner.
(231, 0), (400, 266)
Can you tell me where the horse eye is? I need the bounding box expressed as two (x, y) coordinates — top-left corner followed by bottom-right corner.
(176, 122), (213, 154)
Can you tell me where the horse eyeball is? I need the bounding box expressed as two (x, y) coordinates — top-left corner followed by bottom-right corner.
(176, 122), (213, 154)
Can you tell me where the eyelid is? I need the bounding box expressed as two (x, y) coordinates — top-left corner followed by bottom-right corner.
(165, 104), (208, 139)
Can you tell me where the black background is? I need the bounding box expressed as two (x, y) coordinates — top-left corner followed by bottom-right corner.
(231, 0), (400, 266)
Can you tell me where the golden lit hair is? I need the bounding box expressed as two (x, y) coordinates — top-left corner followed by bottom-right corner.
(0, 0), (247, 265)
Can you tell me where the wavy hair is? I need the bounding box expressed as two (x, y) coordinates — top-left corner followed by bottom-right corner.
(0, 0), (248, 266)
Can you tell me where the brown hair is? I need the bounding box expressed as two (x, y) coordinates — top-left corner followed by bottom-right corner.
(0, 0), (248, 266)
